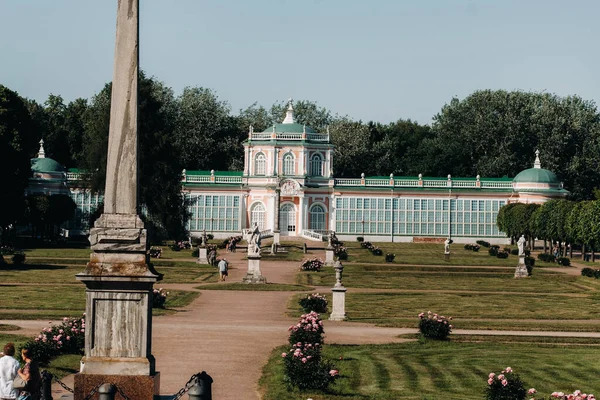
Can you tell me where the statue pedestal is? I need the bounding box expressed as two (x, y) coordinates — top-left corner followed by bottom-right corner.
(273, 230), (280, 246)
(514, 255), (529, 278)
(444, 251), (450, 261)
(243, 255), (266, 283)
(329, 285), (347, 321)
(325, 247), (335, 266)
(197, 247), (208, 264)
(74, 372), (159, 400)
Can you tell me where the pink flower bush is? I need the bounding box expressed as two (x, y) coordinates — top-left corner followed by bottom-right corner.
(300, 258), (324, 272)
(299, 293), (328, 313)
(20, 315), (85, 365)
(485, 367), (527, 400)
(288, 311), (325, 345)
(418, 311), (453, 340)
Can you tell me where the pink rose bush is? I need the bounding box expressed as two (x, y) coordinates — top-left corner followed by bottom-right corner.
(152, 287), (169, 308)
(20, 315), (86, 365)
(485, 367), (527, 400)
(418, 311), (453, 340)
(300, 258), (324, 272)
(283, 312), (339, 391)
(530, 390), (596, 400)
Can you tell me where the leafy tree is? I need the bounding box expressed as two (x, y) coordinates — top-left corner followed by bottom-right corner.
(23, 194), (76, 238)
(0, 85), (37, 236)
(329, 118), (373, 177)
(269, 99), (334, 133)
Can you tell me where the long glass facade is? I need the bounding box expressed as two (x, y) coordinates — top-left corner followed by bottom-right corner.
(335, 197), (505, 237)
(68, 191), (103, 231)
(186, 194), (240, 232)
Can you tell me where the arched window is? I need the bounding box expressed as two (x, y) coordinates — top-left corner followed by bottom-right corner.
(310, 153), (323, 176)
(309, 204), (326, 233)
(282, 153), (294, 176)
(254, 153), (266, 176)
(251, 203), (266, 230)
(279, 203), (296, 233)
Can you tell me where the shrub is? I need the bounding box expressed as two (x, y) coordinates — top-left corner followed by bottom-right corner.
(0, 245), (15, 255)
(334, 246), (348, 260)
(152, 288), (168, 308)
(511, 248), (519, 255)
(283, 312), (339, 391)
(496, 251), (509, 259)
(503, 247), (512, 253)
(300, 258), (324, 272)
(299, 293), (328, 313)
(149, 246), (162, 258)
(356, 236), (364, 242)
(371, 247), (383, 256)
(20, 315), (85, 366)
(418, 311), (452, 340)
(207, 234), (214, 240)
(488, 247), (499, 257)
(385, 253), (395, 262)
(581, 267), (595, 277)
(192, 248), (199, 257)
(542, 390), (597, 399)
(472, 244), (480, 252)
(281, 343), (339, 391)
(525, 257), (535, 275)
(288, 311), (325, 346)
(557, 257), (571, 266)
(12, 252), (26, 264)
(538, 253), (556, 263)
(485, 367), (527, 400)
(477, 240), (491, 248)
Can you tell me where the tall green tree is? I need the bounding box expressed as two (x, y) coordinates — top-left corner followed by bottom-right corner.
(329, 118), (373, 177)
(269, 99), (334, 133)
(0, 85), (37, 235)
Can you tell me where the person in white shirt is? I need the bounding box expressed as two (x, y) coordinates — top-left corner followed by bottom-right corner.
(0, 343), (20, 400)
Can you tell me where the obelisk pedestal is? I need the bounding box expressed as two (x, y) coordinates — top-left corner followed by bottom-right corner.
(329, 261), (347, 321)
(74, 1), (160, 398)
(514, 255), (529, 278)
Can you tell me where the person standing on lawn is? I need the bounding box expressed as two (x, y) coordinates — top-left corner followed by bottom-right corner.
(218, 258), (229, 281)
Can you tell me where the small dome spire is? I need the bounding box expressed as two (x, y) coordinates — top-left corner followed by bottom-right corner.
(282, 98), (295, 124)
(38, 139), (46, 158)
(534, 149), (541, 169)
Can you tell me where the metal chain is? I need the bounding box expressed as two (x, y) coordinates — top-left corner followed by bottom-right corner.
(51, 374), (74, 393)
(171, 372), (201, 400)
(83, 383), (103, 400)
(113, 383), (132, 400)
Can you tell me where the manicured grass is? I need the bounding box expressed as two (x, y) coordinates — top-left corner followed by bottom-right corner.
(22, 247), (91, 258)
(45, 353), (81, 380)
(344, 242), (559, 267)
(342, 292), (600, 331)
(0, 285), (197, 319)
(0, 333), (30, 349)
(0, 324), (21, 331)
(296, 264), (594, 293)
(196, 283), (313, 291)
(260, 340), (600, 399)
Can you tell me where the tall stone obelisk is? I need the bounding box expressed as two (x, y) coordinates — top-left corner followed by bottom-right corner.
(75, 1), (161, 398)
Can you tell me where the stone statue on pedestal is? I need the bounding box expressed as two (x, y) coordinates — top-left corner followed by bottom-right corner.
(517, 235), (526, 256)
(247, 224), (261, 256)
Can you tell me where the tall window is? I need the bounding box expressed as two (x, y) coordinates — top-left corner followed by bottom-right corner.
(309, 204), (326, 233)
(282, 153), (294, 176)
(254, 153), (266, 176)
(251, 202), (266, 230)
(310, 153), (323, 176)
(185, 194), (240, 232)
(279, 203), (296, 233)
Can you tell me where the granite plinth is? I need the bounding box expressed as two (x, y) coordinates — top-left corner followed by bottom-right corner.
(329, 286), (347, 321)
(74, 372), (159, 400)
(273, 231), (280, 245)
(515, 255), (529, 278)
(325, 248), (335, 266)
(243, 256), (267, 283)
(197, 247), (208, 264)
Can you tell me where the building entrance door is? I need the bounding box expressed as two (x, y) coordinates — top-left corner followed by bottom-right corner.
(279, 203), (296, 235)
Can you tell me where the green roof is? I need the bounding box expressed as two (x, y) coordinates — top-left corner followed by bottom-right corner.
(513, 168), (559, 184)
(261, 123), (317, 134)
(31, 158), (65, 173)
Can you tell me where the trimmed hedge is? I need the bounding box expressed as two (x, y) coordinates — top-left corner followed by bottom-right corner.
(476, 240), (490, 248)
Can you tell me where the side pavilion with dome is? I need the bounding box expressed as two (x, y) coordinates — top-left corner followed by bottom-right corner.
(33, 101), (568, 244)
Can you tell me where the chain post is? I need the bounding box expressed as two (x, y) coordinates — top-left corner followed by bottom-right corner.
(98, 383), (116, 400)
(188, 371), (213, 400)
(40, 370), (53, 400)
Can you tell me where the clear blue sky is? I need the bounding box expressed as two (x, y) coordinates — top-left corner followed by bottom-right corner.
(1, 0), (598, 125)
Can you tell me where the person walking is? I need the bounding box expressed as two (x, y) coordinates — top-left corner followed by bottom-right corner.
(218, 258), (229, 281)
(0, 343), (20, 400)
(16, 348), (40, 400)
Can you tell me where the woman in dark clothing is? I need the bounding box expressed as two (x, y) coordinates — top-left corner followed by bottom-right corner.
(16, 348), (40, 400)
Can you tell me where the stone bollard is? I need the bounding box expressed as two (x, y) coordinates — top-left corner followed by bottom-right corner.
(98, 383), (117, 400)
(40, 370), (53, 400)
(188, 371), (213, 400)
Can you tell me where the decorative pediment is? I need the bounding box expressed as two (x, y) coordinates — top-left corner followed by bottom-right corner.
(280, 179), (301, 196)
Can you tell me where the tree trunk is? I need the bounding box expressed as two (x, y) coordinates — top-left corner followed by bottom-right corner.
(592, 249), (596, 262)
(544, 239), (547, 253)
(582, 244), (586, 260)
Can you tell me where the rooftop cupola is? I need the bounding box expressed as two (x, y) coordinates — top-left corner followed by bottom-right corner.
(282, 98), (295, 124)
(38, 139), (46, 158)
(533, 149), (541, 169)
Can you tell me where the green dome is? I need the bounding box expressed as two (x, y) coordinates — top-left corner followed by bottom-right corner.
(513, 168), (559, 184)
(31, 157), (65, 173)
(262, 123), (317, 134)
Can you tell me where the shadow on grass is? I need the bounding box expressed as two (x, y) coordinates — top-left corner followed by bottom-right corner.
(0, 264), (68, 271)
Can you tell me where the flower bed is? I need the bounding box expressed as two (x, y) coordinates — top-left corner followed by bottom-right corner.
(464, 244), (481, 252)
(152, 288), (168, 308)
(333, 245), (348, 260)
(20, 316), (85, 365)
(485, 367), (527, 400)
(149, 246), (162, 258)
(361, 241), (383, 256)
(418, 311), (452, 340)
(299, 293), (328, 313)
(385, 253), (395, 262)
(300, 258), (324, 272)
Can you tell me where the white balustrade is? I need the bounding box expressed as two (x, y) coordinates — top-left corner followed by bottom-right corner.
(301, 229), (323, 241)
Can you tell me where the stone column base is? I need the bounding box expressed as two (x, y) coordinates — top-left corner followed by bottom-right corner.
(325, 248), (335, 266)
(243, 256), (266, 283)
(74, 372), (159, 400)
(273, 231), (280, 245)
(515, 256), (529, 278)
(329, 286), (347, 321)
(444, 252), (450, 261)
(197, 247), (208, 264)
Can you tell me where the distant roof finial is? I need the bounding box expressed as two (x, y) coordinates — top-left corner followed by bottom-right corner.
(534, 149), (541, 169)
(38, 139), (46, 159)
(282, 97), (295, 124)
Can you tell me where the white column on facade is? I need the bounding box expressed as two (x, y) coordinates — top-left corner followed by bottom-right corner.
(243, 147), (249, 175)
(299, 149), (305, 176)
(273, 148), (279, 176)
(329, 194), (336, 233)
(304, 150), (309, 175)
(240, 194), (248, 231)
(327, 149), (333, 177)
(268, 193), (276, 231)
(298, 195), (305, 233)
(248, 148), (253, 176)
(266, 149), (272, 176)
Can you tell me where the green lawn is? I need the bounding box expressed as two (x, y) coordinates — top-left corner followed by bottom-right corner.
(260, 340), (600, 399)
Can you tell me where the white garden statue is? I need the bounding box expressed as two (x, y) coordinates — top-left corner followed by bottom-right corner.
(517, 234), (526, 256)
